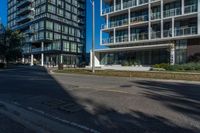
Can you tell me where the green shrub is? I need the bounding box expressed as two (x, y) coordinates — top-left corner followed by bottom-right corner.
(121, 61), (129, 66)
(153, 63), (170, 70)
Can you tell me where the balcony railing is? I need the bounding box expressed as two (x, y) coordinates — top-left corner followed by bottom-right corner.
(130, 15), (148, 24)
(116, 36), (128, 43)
(102, 6), (114, 15)
(123, 0), (137, 9)
(151, 31), (161, 39)
(151, 12), (161, 20)
(175, 26), (197, 37)
(139, 0), (148, 5)
(163, 7), (181, 18)
(102, 37), (114, 44)
(163, 30), (172, 38)
(184, 4), (197, 14)
(131, 33), (148, 41)
(110, 19), (128, 28)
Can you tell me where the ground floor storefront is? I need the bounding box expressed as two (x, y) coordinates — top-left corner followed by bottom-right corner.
(91, 39), (200, 67)
(23, 53), (84, 67)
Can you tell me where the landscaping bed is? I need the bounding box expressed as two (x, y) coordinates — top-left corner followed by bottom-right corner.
(54, 69), (200, 81)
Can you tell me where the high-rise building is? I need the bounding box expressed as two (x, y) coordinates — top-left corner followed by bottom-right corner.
(93, 0), (200, 67)
(7, 0), (86, 66)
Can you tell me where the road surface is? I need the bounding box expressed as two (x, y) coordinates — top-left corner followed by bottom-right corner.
(0, 66), (200, 133)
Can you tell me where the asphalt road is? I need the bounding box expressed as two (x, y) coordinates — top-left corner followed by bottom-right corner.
(0, 66), (200, 133)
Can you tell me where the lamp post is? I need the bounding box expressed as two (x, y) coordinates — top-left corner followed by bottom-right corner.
(90, 0), (95, 73)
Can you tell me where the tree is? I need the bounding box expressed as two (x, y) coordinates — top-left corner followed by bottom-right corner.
(0, 29), (23, 63)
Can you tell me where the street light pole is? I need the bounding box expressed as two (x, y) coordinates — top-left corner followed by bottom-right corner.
(91, 0), (95, 73)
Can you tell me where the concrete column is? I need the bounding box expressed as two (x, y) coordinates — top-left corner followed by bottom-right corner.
(172, 18), (175, 37)
(114, 28), (116, 44)
(106, 15), (109, 28)
(31, 54), (34, 66)
(161, 0), (164, 38)
(41, 42), (44, 66)
(128, 9), (131, 42)
(100, 30), (102, 45)
(22, 56), (25, 64)
(60, 54), (63, 64)
(136, 0), (139, 6)
(182, 0), (184, 15)
(114, 0), (116, 11)
(100, 0), (102, 15)
(121, 0), (123, 10)
(170, 44), (175, 65)
(198, 0), (200, 34)
(148, 3), (151, 40)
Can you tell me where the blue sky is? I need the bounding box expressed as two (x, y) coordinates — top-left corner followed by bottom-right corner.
(0, 0), (103, 52)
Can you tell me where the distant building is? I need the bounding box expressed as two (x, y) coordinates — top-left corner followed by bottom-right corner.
(92, 0), (200, 67)
(7, 0), (86, 66)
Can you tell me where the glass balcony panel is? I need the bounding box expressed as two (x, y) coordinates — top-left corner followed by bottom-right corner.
(163, 8), (181, 18)
(175, 27), (197, 36)
(184, 4), (197, 14)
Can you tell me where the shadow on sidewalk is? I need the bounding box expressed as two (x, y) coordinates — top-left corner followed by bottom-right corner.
(0, 66), (199, 133)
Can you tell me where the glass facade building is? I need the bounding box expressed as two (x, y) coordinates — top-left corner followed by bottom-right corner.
(92, 0), (200, 67)
(7, 0), (86, 66)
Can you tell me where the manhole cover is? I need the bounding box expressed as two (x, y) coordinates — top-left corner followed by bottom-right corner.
(42, 99), (82, 113)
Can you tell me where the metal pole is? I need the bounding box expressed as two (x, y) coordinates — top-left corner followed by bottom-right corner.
(92, 0), (95, 73)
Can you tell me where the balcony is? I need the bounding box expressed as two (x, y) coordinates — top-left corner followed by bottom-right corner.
(109, 19), (128, 28)
(116, 35), (128, 43)
(17, 7), (34, 16)
(184, 4), (197, 14)
(130, 15), (148, 24)
(17, 0), (33, 8)
(175, 26), (197, 37)
(139, 0), (148, 5)
(16, 14), (34, 23)
(151, 31), (161, 39)
(163, 30), (172, 38)
(131, 33), (148, 41)
(151, 12), (161, 20)
(163, 8), (181, 18)
(123, 0), (137, 9)
(102, 6), (114, 15)
(102, 37), (114, 45)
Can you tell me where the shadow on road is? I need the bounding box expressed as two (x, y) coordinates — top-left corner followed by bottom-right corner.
(0, 66), (199, 133)
(133, 80), (200, 130)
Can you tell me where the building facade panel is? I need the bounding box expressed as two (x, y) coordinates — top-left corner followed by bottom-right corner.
(7, 0), (86, 66)
(94, 0), (200, 66)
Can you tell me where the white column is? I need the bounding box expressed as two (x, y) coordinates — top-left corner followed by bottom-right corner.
(170, 44), (175, 65)
(100, 0), (102, 15)
(181, 0), (184, 15)
(106, 15), (109, 28)
(22, 56), (25, 64)
(128, 9), (131, 42)
(60, 54), (63, 64)
(41, 42), (44, 66)
(114, 28), (116, 44)
(121, 0), (123, 10)
(136, 0), (139, 6)
(198, 0), (200, 34)
(31, 54), (34, 66)
(161, 0), (164, 38)
(114, 0), (116, 11)
(148, 3), (151, 40)
(100, 30), (102, 45)
(172, 18), (175, 37)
